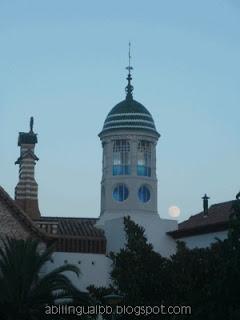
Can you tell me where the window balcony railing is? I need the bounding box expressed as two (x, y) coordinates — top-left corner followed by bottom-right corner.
(137, 165), (151, 177)
(112, 165), (131, 176)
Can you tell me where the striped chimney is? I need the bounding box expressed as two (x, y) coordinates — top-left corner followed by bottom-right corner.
(15, 117), (41, 219)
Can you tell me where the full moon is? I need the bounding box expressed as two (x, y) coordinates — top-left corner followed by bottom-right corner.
(168, 205), (181, 218)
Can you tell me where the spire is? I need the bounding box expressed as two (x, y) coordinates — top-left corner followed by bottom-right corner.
(125, 42), (134, 99)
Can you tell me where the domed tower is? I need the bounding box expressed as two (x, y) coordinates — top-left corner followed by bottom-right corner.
(98, 52), (160, 221)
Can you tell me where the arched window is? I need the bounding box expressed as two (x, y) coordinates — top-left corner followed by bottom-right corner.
(113, 140), (130, 175)
(137, 141), (151, 177)
(138, 185), (151, 203)
(113, 184), (129, 202)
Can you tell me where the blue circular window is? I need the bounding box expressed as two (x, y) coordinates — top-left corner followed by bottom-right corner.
(138, 185), (150, 203)
(113, 184), (129, 202)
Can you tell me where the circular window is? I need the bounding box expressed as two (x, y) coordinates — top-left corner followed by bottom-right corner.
(113, 184), (129, 202)
(138, 185), (151, 203)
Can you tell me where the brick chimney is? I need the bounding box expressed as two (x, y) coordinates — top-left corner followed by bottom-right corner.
(202, 194), (210, 217)
(15, 117), (41, 219)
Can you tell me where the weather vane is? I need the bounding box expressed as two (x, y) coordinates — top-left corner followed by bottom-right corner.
(126, 41), (133, 74)
(30, 116), (34, 132)
(125, 42), (134, 98)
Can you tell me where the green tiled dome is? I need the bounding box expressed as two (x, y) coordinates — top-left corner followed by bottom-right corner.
(109, 98), (151, 116)
(101, 98), (157, 133)
(100, 96), (159, 136)
(99, 70), (160, 136)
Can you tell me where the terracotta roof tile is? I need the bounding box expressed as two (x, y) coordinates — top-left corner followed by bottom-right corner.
(168, 200), (235, 238)
(35, 217), (106, 253)
(36, 216), (104, 238)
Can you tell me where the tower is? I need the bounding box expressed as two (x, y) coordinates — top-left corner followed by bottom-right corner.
(15, 117), (41, 219)
(98, 47), (160, 220)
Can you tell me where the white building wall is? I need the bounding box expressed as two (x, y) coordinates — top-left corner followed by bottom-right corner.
(45, 252), (111, 292)
(101, 213), (178, 257)
(180, 230), (228, 249)
(99, 130), (159, 217)
(43, 224), (228, 292)
(43, 214), (177, 292)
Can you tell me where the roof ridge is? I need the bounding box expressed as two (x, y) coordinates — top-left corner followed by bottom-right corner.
(179, 199), (236, 226)
(37, 216), (99, 220)
(210, 199), (235, 207)
(0, 186), (52, 242)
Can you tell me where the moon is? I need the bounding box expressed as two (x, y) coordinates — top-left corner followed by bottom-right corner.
(168, 205), (181, 218)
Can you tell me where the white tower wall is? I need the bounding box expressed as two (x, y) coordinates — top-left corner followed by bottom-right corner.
(99, 130), (159, 221)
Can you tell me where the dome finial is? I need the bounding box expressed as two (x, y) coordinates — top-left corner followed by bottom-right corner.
(125, 42), (134, 99)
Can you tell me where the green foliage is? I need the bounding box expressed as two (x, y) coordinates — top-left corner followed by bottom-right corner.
(89, 203), (240, 320)
(89, 217), (172, 319)
(0, 237), (89, 320)
(88, 285), (117, 305)
(228, 198), (240, 248)
(110, 216), (172, 307)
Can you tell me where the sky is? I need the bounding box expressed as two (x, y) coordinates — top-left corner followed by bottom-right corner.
(1, 0), (240, 221)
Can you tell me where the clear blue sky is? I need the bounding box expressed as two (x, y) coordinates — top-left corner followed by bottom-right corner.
(1, 0), (240, 221)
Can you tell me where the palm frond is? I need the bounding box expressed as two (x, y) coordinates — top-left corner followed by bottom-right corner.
(0, 237), (91, 320)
